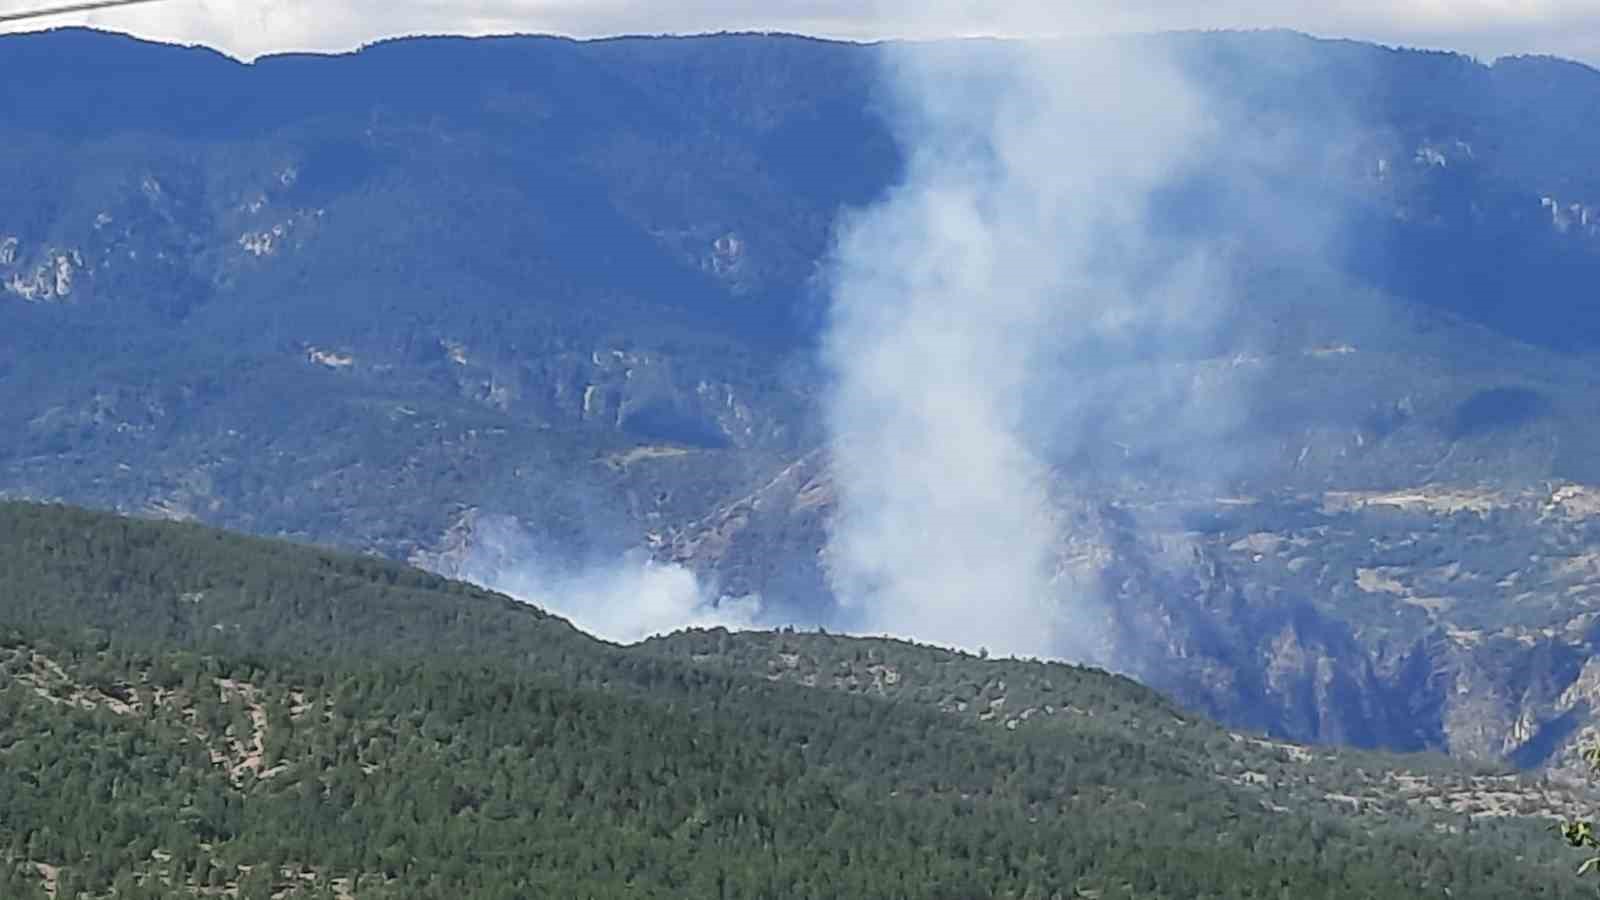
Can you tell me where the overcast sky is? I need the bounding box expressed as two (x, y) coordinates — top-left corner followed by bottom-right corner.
(1, 0), (1597, 66)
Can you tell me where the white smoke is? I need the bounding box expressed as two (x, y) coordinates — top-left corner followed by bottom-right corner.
(486, 557), (762, 645)
(448, 514), (761, 644)
(821, 38), (1231, 662)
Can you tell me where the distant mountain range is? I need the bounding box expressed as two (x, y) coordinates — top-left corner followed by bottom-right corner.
(7, 27), (1600, 769)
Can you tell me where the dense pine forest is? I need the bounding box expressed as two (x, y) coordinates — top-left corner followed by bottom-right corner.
(0, 500), (1592, 897)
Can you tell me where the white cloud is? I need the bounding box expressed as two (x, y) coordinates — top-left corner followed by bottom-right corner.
(1, 0), (1596, 64)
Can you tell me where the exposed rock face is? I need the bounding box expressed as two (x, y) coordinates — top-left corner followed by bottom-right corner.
(3, 247), (83, 301)
(430, 344), (793, 450)
(643, 460), (1600, 768)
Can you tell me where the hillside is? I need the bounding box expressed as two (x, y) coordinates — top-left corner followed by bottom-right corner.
(0, 501), (1597, 897)
(8, 27), (1600, 767)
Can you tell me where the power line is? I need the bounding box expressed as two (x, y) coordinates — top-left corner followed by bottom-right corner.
(0, 0), (168, 25)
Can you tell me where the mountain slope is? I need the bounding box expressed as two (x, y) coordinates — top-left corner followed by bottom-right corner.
(0, 500), (1595, 897)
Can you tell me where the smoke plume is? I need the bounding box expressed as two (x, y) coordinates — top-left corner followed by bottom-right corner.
(450, 513), (761, 644)
(821, 38), (1238, 662)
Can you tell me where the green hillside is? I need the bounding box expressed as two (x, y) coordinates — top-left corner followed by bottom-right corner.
(0, 501), (1592, 898)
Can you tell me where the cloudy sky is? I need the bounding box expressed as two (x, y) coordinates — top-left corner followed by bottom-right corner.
(2, 0), (1598, 65)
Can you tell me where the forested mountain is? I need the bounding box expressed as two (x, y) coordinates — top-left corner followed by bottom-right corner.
(0, 501), (1594, 898)
(8, 27), (1600, 767)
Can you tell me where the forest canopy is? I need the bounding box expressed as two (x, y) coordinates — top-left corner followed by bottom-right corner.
(0, 500), (1588, 898)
